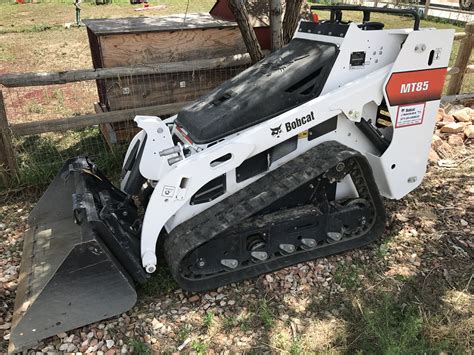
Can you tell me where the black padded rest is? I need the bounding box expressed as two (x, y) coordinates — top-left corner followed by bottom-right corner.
(176, 39), (338, 144)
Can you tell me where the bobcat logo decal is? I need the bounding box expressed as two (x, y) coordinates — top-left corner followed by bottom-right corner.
(270, 125), (282, 138)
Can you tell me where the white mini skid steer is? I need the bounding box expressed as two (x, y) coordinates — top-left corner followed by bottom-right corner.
(10, 5), (454, 352)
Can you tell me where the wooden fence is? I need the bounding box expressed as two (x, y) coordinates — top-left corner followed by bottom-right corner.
(0, 54), (251, 186)
(0, 21), (473, 187)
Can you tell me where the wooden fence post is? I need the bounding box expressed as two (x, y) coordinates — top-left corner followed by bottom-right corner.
(229, 0), (264, 63)
(447, 22), (474, 96)
(269, 0), (283, 51)
(0, 91), (17, 186)
(424, 0), (431, 18)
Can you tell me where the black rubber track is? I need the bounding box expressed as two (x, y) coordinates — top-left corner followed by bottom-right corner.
(164, 141), (386, 292)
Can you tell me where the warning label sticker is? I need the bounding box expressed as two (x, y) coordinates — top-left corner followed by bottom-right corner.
(396, 103), (425, 128)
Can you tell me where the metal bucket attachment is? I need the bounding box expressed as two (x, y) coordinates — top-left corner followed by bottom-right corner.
(9, 157), (147, 353)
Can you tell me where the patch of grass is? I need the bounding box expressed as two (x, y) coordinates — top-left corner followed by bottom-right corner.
(257, 298), (275, 329)
(9, 127), (127, 189)
(202, 311), (214, 330)
(137, 266), (177, 297)
(0, 23), (57, 34)
(350, 295), (446, 354)
(176, 324), (192, 343)
(26, 101), (45, 114)
(191, 340), (208, 355)
(128, 338), (151, 355)
(221, 313), (251, 332)
(0, 44), (15, 62)
(222, 315), (239, 332)
(52, 88), (65, 106)
(26, 24), (53, 32)
(333, 263), (361, 290)
(393, 274), (412, 282)
(376, 241), (390, 259)
(289, 339), (303, 355)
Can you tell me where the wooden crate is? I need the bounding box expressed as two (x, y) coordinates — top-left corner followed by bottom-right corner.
(84, 13), (248, 144)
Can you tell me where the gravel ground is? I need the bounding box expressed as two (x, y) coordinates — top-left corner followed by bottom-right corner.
(0, 144), (472, 354)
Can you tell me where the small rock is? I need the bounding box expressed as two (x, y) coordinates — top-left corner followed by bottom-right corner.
(442, 114), (455, 123)
(106, 339), (115, 349)
(67, 343), (77, 352)
(460, 219), (468, 226)
(464, 125), (474, 139)
(435, 142), (453, 159)
(152, 318), (163, 329)
(440, 122), (464, 133)
(436, 108), (445, 122)
(0, 322), (11, 330)
(228, 300), (235, 306)
(0, 223), (5, 230)
(447, 134), (464, 146)
(188, 295), (200, 303)
(428, 148), (440, 163)
(431, 135), (443, 149)
(59, 343), (69, 352)
(80, 342), (89, 353)
(265, 274), (274, 283)
(452, 107), (471, 122)
(57, 332), (67, 338)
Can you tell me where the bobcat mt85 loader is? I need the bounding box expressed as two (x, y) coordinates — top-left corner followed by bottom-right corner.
(9, 5), (454, 352)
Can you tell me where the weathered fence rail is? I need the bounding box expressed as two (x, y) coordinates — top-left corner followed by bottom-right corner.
(9, 101), (191, 136)
(0, 54), (251, 88)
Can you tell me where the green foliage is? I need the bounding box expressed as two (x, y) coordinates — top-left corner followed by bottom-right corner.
(334, 263), (361, 290)
(191, 340), (208, 355)
(128, 338), (151, 355)
(202, 311), (214, 330)
(176, 324), (192, 343)
(26, 101), (45, 114)
(289, 339), (303, 355)
(222, 316), (239, 332)
(351, 295), (446, 354)
(10, 127), (126, 189)
(222, 314), (251, 332)
(257, 298), (275, 329)
(137, 266), (177, 297)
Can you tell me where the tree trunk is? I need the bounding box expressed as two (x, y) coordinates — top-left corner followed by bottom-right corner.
(282, 0), (305, 44)
(229, 0), (264, 63)
(269, 0), (283, 51)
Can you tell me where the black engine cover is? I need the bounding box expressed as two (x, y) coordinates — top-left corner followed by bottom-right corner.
(176, 39), (338, 144)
